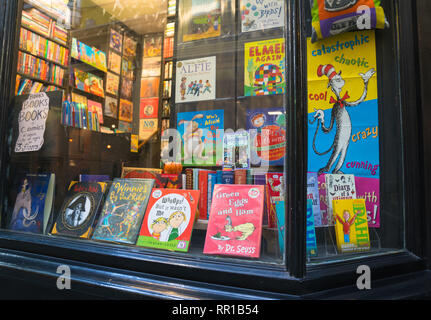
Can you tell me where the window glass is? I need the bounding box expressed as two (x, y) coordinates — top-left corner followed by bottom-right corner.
(4, 0), (288, 266)
(304, 0), (405, 264)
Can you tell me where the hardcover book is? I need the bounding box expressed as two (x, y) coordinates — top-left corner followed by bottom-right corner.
(136, 189), (200, 252)
(332, 198), (370, 253)
(246, 108), (286, 166)
(51, 181), (107, 238)
(240, 0), (285, 33)
(175, 56), (216, 103)
(203, 184), (265, 258)
(177, 109), (224, 166)
(325, 174), (357, 226)
(244, 38), (285, 96)
(181, 0), (221, 42)
(91, 178), (154, 244)
(8, 173), (55, 234)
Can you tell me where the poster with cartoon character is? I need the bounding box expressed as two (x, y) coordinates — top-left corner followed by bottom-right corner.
(177, 109), (224, 166)
(307, 30), (380, 227)
(137, 189), (200, 252)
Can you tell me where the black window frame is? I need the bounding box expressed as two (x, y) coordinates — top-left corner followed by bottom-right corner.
(0, 0), (426, 298)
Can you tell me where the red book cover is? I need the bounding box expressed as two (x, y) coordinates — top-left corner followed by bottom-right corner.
(198, 170), (216, 220)
(137, 188), (200, 252)
(203, 184), (265, 258)
(265, 173), (285, 228)
(234, 169), (247, 184)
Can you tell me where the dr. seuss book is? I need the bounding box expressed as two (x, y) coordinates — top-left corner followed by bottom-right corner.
(203, 184), (265, 258)
(175, 56), (216, 103)
(246, 108), (286, 166)
(240, 0), (285, 33)
(177, 109), (224, 166)
(51, 181), (107, 238)
(325, 174), (357, 226)
(307, 172), (322, 227)
(136, 189), (200, 252)
(306, 199), (318, 257)
(91, 178), (154, 244)
(244, 38), (285, 96)
(8, 173), (55, 234)
(332, 198), (370, 253)
(181, 0), (221, 42)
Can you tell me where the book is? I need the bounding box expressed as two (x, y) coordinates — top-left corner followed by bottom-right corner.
(244, 38), (285, 96)
(234, 169), (247, 184)
(162, 174), (182, 189)
(332, 198), (370, 254)
(123, 35), (137, 58)
(143, 34), (162, 58)
(240, 0), (285, 33)
(136, 189), (200, 252)
(175, 56), (216, 103)
(140, 98), (159, 119)
(203, 184), (265, 258)
(307, 172), (323, 227)
(306, 199), (318, 257)
(79, 174), (110, 182)
(120, 78), (133, 100)
(140, 77), (160, 98)
(139, 118), (158, 142)
(8, 173), (55, 234)
(88, 100), (103, 124)
(91, 178), (154, 244)
(106, 72), (120, 96)
(198, 170), (216, 220)
(207, 172), (217, 218)
(119, 99), (133, 122)
(265, 172), (284, 228)
(51, 181), (107, 238)
(221, 170), (234, 184)
(275, 200), (285, 257)
(108, 50), (122, 74)
(142, 57), (161, 77)
(109, 29), (123, 53)
(104, 96), (118, 118)
(177, 109), (224, 166)
(181, 0), (221, 42)
(247, 107), (286, 166)
(325, 174), (357, 226)
(121, 167), (167, 188)
(71, 38), (107, 72)
(121, 58), (134, 80)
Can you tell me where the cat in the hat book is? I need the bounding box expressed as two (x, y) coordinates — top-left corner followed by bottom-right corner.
(203, 184), (265, 258)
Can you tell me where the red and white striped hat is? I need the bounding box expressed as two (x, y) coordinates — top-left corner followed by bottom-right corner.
(317, 64), (339, 80)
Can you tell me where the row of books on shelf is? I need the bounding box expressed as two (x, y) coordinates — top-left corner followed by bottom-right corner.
(21, 7), (68, 46)
(72, 68), (105, 98)
(7, 169), (371, 258)
(61, 100), (101, 132)
(71, 38), (108, 72)
(17, 51), (65, 86)
(168, 0), (176, 17)
(15, 75), (60, 95)
(163, 37), (174, 59)
(19, 27), (69, 66)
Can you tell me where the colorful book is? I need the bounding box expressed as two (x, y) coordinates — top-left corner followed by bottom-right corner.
(207, 172), (217, 218)
(175, 56), (216, 103)
(8, 173), (55, 234)
(244, 38), (285, 96)
(275, 200), (285, 257)
(181, 0), (221, 42)
(136, 189), (200, 252)
(306, 199), (318, 257)
(247, 107), (286, 166)
(332, 198), (370, 254)
(162, 174), (182, 189)
(51, 181), (107, 238)
(177, 109), (224, 166)
(240, 0), (285, 33)
(325, 174), (357, 226)
(307, 172), (323, 227)
(203, 184), (265, 258)
(198, 170), (216, 220)
(266, 172), (284, 228)
(91, 178), (154, 244)
(121, 167), (166, 188)
(109, 29), (123, 52)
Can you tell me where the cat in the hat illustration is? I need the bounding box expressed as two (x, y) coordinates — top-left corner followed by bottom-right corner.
(310, 64), (375, 175)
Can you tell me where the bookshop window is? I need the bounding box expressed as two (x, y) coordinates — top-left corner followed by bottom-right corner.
(4, 0), (288, 266)
(304, 0), (405, 264)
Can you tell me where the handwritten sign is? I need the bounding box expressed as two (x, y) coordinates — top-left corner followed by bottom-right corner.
(15, 92), (49, 153)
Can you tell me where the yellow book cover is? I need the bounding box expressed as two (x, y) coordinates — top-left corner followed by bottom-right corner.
(333, 198), (370, 253)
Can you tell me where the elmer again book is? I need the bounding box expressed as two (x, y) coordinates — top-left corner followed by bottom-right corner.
(137, 189), (200, 252)
(333, 198), (370, 254)
(203, 184), (265, 258)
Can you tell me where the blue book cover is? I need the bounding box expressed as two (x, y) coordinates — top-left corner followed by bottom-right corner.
(216, 170), (223, 184)
(246, 107), (286, 166)
(221, 171), (234, 184)
(9, 173), (54, 234)
(207, 172), (217, 218)
(79, 174), (111, 182)
(306, 198), (318, 258)
(275, 200), (285, 257)
(307, 172), (322, 227)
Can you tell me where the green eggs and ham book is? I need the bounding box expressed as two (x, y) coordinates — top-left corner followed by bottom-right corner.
(137, 188), (200, 252)
(203, 184), (265, 258)
(91, 178), (154, 244)
(51, 181), (108, 238)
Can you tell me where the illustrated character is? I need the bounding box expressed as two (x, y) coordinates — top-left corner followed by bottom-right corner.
(335, 209), (358, 243)
(324, 0), (357, 12)
(224, 216), (255, 241)
(180, 77), (187, 100)
(310, 64), (375, 175)
(151, 217), (168, 240)
(65, 195), (87, 227)
(268, 175), (285, 198)
(178, 113), (209, 163)
(253, 64), (284, 95)
(11, 178), (33, 226)
(160, 211), (186, 242)
(202, 80), (211, 94)
(98, 203), (127, 236)
(250, 113), (266, 129)
(118, 202), (141, 238)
